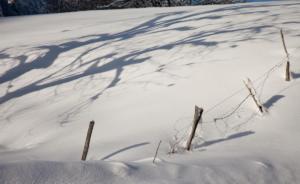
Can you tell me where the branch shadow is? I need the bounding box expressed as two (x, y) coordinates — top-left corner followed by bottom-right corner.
(1, 1), (299, 122)
(195, 131), (255, 149)
(0, 10), (222, 105)
(101, 142), (150, 160)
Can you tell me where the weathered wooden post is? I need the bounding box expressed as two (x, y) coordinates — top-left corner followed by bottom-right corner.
(280, 29), (291, 81)
(81, 121), (95, 161)
(186, 106), (204, 151)
(244, 78), (264, 113)
(285, 61), (290, 81)
(153, 140), (162, 164)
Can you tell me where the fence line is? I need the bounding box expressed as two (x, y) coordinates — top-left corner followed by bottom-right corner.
(170, 57), (289, 152)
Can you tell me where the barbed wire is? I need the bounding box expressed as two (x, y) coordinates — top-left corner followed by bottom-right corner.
(170, 58), (288, 151)
(168, 28), (297, 152)
(213, 94), (251, 122)
(205, 59), (285, 124)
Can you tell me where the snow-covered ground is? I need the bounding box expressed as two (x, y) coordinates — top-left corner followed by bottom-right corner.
(1, 0), (300, 183)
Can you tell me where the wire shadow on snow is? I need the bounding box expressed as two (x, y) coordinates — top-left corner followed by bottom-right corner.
(195, 131), (254, 149)
(101, 142), (150, 160)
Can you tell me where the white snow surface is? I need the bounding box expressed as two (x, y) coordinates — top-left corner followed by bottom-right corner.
(1, 0), (300, 183)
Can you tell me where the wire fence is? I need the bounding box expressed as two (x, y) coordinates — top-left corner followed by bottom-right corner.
(168, 55), (289, 153)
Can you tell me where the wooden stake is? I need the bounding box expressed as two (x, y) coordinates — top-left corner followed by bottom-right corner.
(81, 121), (95, 161)
(285, 61), (291, 81)
(280, 29), (289, 58)
(153, 140), (162, 164)
(280, 29), (291, 81)
(244, 78), (264, 113)
(186, 106), (204, 151)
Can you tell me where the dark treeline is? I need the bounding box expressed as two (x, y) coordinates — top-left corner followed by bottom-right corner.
(0, 0), (242, 16)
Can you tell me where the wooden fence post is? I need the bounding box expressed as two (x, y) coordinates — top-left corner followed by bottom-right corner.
(285, 61), (291, 81)
(186, 106), (204, 151)
(280, 29), (291, 81)
(81, 121), (95, 161)
(244, 78), (264, 113)
(153, 140), (162, 164)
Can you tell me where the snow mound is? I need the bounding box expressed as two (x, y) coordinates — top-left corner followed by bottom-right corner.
(0, 158), (299, 184)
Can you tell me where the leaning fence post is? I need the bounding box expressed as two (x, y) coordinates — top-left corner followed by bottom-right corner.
(280, 29), (291, 81)
(81, 121), (95, 161)
(153, 140), (162, 164)
(244, 78), (264, 113)
(186, 106), (204, 151)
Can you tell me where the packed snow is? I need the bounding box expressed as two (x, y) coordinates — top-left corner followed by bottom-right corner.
(0, 0), (300, 183)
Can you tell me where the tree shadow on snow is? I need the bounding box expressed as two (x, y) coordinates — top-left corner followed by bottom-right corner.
(0, 2), (299, 122)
